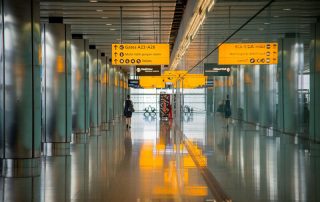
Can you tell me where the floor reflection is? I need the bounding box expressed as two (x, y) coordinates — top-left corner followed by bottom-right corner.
(184, 113), (320, 202)
(105, 115), (212, 201)
(0, 114), (213, 202)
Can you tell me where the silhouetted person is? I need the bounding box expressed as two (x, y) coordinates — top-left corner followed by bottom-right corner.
(124, 95), (134, 129)
(224, 94), (231, 128)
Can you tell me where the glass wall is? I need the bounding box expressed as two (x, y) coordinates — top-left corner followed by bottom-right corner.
(130, 88), (206, 113)
(176, 0), (320, 142)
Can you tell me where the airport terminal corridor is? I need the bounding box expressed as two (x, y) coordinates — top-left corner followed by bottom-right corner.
(1, 0), (320, 201)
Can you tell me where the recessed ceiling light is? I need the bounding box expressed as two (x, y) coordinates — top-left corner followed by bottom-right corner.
(90, 0), (98, 2)
(106, 23), (112, 26)
(110, 28), (116, 31)
(283, 8), (291, 11)
(96, 9), (103, 12)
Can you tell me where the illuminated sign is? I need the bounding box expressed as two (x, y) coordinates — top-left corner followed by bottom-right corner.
(204, 63), (231, 76)
(218, 43), (278, 65)
(112, 44), (169, 65)
(139, 71), (206, 89)
(128, 79), (139, 88)
(205, 80), (214, 87)
(160, 93), (170, 120)
(136, 65), (161, 76)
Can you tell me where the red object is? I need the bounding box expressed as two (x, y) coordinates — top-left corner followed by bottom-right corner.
(168, 104), (172, 119)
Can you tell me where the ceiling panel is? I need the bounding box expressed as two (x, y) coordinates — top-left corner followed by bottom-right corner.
(40, 0), (177, 58)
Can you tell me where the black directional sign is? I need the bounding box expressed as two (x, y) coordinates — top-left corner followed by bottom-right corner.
(204, 63), (231, 76)
(136, 65), (161, 76)
(205, 80), (214, 87)
(128, 79), (139, 88)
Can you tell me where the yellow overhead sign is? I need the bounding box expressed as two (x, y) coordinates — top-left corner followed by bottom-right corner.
(139, 71), (206, 89)
(112, 44), (170, 65)
(218, 43), (278, 65)
(183, 74), (206, 89)
(139, 76), (165, 89)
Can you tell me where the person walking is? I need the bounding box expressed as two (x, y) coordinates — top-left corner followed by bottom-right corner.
(124, 95), (134, 129)
(224, 94), (232, 128)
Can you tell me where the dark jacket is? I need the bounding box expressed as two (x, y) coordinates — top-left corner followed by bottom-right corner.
(124, 99), (133, 118)
(224, 99), (231, 118)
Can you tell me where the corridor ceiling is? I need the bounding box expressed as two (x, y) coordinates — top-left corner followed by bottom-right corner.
(40, 0), (179, 62)
(39, 0), (320, 72)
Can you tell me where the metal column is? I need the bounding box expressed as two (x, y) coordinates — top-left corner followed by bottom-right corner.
(42, 22), (72, 156)
(278, 35), (303, 134)
(100, 53), (108, 131)
(0, 0), (41, 177)
(259, 64), (277, 128)
(243, 65), (260, 123)
(310, 22), (320, 141)
(107, 65), (114, 124)
(88, 48), (101, 134)
(71, 38), (89, 143)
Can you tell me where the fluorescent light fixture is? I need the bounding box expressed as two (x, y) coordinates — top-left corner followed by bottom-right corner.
(191, 23), (202, 40)
(191, 14), (205, 39)
(110, 28), (116, 31)
(264, 22), (270, 25)
(273, 15), (279, 18)
(170, 1), (212, 70)
(283, 8), (291, 11)
(106, 23), (112, 26)
(96, 9), (103, 12)
(90, 0), (98, 2)
(101, 17), (108, 19)
(208, 0), (215, 12)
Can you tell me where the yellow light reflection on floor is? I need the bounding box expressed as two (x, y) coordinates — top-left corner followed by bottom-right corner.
(183, 156), (196, 168)
(139, 143), (163, 169)
(139, 141), (209, 199)
(184, 186), (208, 196)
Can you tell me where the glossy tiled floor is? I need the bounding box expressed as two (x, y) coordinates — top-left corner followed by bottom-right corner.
(183, 113), (320, 202)
(0, 114), (213, 202)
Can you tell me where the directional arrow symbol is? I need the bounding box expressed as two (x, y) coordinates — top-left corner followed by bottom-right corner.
(114, 59), (118, 64)
(114, 45), (118, 50)
(114, 52), (118, 57)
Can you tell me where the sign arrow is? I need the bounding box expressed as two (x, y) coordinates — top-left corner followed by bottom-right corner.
(114, 45), (118, 50)
(114, 52), (118, 57)
(114, 59), (118, 64)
